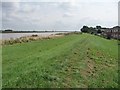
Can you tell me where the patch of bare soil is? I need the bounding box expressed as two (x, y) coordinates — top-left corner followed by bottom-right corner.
(80, 48), (97, 86)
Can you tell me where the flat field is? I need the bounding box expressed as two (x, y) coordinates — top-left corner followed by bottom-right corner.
(2, 33), (118, 88)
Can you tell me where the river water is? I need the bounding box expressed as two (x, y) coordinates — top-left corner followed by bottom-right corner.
(0, 32), (67, 40)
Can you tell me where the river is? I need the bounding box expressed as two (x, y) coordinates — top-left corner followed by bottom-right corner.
(0, 32), (68, 40)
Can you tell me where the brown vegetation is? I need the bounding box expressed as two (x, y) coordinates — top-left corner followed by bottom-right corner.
(1, 34), (64, 45)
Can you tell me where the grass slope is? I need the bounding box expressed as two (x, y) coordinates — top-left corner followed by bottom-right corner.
(2, 33), (118, 88)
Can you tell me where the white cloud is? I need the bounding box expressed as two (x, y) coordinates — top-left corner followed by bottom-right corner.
(1, 1), (118, 30)
(63, 12), (76, 17)
(1, 0), (119, 2)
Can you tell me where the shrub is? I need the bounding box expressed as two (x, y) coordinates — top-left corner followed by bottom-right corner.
(32, 34), (38, 37)
(106, 34), (111, 39)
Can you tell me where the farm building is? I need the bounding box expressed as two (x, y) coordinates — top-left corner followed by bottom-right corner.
(102, 26), (120, 39)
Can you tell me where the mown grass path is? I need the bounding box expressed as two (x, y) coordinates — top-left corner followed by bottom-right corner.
(2, 33), (118, 88)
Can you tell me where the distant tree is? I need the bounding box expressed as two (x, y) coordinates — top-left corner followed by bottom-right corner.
(96, 26), (101, 30)
(106, 34), (111, 39)
(91, 32), (94, 34)
(96, 26), (102, 33)
(97, 29), (102, 33)
(5, 29), (13, 32)
(81, 26), (89, 33)
(90, 27), (96, 32)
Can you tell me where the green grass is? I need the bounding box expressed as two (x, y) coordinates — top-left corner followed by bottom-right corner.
(2, 33), (118, 88)
(0, 45), (2, 90)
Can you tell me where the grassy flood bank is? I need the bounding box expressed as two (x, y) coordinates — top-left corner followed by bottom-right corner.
(2, 33), (118, 88)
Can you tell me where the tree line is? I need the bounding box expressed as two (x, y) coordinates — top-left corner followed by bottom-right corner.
(81, 26), (102, 34)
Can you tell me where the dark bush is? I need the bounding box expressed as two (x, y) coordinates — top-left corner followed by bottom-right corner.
(106, 34), (111, 39)
(32, 34), (38, 37)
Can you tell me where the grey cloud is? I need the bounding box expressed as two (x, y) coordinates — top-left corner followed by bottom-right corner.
(58, 2), (71, 11)
(2, 2), (19, 20)
(1, 1), (118, 30)
(52, 20), (78, 30)
(2, 2), (19, 12)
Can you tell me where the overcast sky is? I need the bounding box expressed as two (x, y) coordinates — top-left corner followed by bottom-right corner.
(1, 0), (119, 31)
